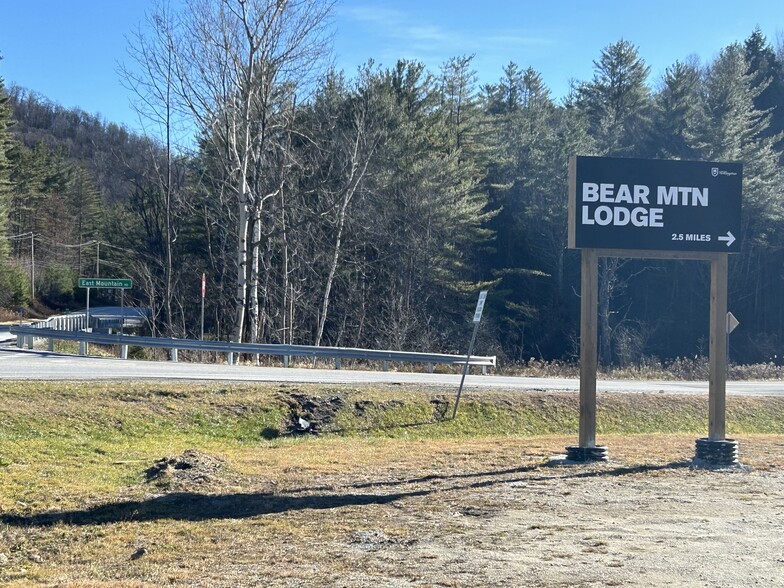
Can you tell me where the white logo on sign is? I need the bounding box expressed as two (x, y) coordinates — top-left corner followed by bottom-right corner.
(712, 168), (738, 177)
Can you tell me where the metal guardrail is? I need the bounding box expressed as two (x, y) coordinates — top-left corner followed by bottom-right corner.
(29, 308), (149, 332)
(10, 324), (496, 373)
(31, 313), (87, 331)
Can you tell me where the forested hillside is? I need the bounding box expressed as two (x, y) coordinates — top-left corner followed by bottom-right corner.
(1, 1), (783, 367)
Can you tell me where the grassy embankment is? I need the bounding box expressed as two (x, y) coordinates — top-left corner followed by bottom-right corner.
(2, 381), (784, 510)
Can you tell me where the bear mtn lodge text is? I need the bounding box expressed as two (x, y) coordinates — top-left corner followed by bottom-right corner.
(580, 183), (709, 228)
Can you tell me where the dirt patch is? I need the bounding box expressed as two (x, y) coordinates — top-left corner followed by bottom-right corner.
(145, 449), (226, 491)
(353, 399), (404, 415)
(282, 391), (345, 434)
(430, 396), (450, 419)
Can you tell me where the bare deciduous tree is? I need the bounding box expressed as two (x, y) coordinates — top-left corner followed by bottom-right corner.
(127, 0), (333, 342)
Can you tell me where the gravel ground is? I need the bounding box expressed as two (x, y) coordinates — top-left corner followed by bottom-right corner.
(2, 437), (784, 587)
(263, 455), (784, 587)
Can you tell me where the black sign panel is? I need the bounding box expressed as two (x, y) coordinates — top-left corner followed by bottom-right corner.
(568, 156), (742, 253)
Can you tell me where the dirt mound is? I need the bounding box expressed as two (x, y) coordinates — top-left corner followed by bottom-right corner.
(283, 392), (345, 434)
(145, 449), (226, 490)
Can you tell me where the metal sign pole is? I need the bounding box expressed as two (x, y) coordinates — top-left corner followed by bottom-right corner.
(452, 322), (480, 420)
(82, 287), (91, 356)
(452, 291), (487, 420)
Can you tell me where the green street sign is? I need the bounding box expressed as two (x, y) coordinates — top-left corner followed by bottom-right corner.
(78, 278), (132, 289)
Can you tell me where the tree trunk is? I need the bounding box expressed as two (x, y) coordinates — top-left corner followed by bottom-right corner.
(233, 193), (249, 346)
(249, 207), (261, 364)
(315, 196), (348, 348)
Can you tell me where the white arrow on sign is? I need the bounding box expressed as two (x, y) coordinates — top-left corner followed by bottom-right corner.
(718, 231), (736, 247)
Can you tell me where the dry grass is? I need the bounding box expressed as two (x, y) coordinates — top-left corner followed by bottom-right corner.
(503, 356), (784, 381)
(1, 381), (783, 586)
(2, 433), (783, 586)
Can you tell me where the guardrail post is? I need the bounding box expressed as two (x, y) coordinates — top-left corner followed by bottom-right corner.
(284, 355), (289, 368)
(80, 328), (91, 356)
(121, 345), (128, 360)
(26, 335), (34, 350)
(228, 351), (234, 365)
(482, 365), (487, 375)
(170, 347), (178, 362)
(48, 337), (54, 352)
(382, 360), (389, 372)
(427, 362), (433, 374)
(335, 357), (341, 370)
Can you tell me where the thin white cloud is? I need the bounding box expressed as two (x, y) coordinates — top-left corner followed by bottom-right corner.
(341, 3), (554, 58)
(336, 2), (558, 84)
(341, 5), (407, 27)
(406, 25), (452, 44)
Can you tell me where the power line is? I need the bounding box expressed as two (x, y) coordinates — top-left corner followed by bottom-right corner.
(2, 231), (35, 241)
(34, 236), (99, 249)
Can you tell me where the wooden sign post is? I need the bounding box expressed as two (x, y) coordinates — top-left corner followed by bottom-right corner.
(578, 249), (598, 449)
(708, 254), (728, 441)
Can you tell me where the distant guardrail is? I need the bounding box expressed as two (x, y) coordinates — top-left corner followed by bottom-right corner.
(30, 312), (87, 331)
(10, 324), (496, 373)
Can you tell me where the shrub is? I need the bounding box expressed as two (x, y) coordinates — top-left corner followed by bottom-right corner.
(0, 261), (31, 307)
(39, 265), (77, 306)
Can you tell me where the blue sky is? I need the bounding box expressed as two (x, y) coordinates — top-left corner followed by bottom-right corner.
(2, 0), (783, 133)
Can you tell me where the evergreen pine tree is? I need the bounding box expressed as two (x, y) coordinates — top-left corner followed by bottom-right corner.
(577, 39), (652, 156)
(0, 69), (30, 305)
(363, 60), (494, 350)
(0, 71), (14, 259)
(439, 55), (490, 170)
(694, 42), (783, 243)
(576, 40), (653, 364)
(744, 28), (784, 148)
(693, 42), (784, 360)
(651, 60), (702, 159)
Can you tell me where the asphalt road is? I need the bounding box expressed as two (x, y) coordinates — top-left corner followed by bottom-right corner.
(2, 345), (784, 396)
